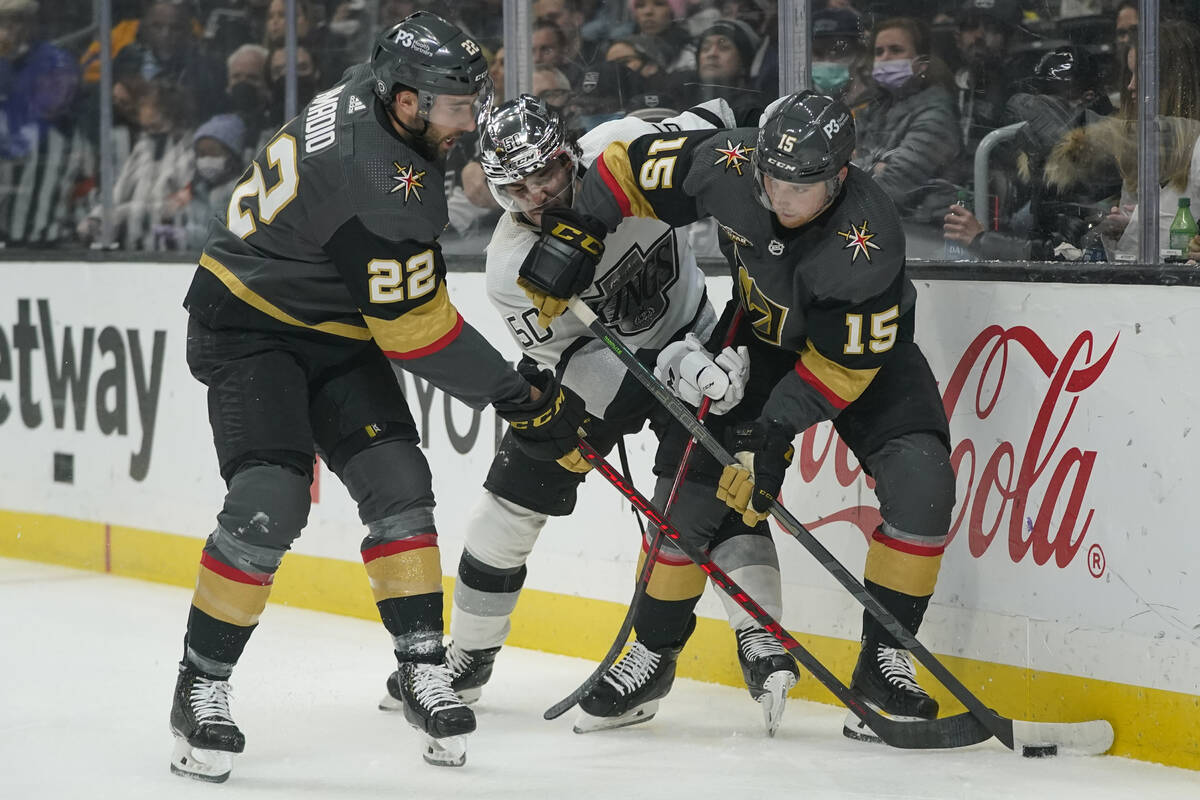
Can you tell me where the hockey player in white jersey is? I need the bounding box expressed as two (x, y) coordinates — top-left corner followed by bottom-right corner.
(379, 95), (800, 735)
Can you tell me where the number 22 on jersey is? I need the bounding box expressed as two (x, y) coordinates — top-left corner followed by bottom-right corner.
(227, 134), (299, 238)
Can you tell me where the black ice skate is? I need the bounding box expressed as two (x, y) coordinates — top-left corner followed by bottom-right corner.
(380, 641), (499, 709)
(736, 627), (800, 737)
(169, 664), (245, 783)
(574, 637), (686, 734)
(391, 661), (477, 767)
(843, 641), (939, 743)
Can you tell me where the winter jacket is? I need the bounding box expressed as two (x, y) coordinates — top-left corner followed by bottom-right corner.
(853, 80), (961, 212)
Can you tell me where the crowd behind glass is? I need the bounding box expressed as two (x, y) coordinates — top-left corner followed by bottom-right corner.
(3, 0), (1198, 261)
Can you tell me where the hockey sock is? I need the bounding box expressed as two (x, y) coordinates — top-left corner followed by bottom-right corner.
(184, 549), (277, 677)
(709, 532), (783, 629)
(451, 549), (527, 650)
(362, 531), (445, 662)
(632, 537), (706, 649)
(860, 525), (944, 648)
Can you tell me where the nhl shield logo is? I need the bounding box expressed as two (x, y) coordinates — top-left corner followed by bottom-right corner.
(768, 239), (784, 256)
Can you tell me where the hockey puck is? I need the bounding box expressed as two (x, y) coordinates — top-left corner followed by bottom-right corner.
(1021, 745), (1058, 758)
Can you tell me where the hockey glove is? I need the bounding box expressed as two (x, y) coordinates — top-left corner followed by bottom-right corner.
(654, 333), (749, 415)
(495, 367), (591, 462)
(517, 208), (607, 328)
(716, 419), (795, 527)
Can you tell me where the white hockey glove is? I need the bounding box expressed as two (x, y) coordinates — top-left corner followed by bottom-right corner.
(654, 333), (749, 415)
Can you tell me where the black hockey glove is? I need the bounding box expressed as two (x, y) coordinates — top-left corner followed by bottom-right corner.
(517, 208), (607, 328)
(716, 419), (795, 527)
(495, 366), (591, 463)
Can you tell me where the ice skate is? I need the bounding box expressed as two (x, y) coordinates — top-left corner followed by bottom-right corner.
(574, 636), (686, 734)
(382, 641), (501, 710)
(392, 661), (476, 766)
(168, 664), (245, 783)
(736, 627), (799, 736)
(842, 642), (939, 743)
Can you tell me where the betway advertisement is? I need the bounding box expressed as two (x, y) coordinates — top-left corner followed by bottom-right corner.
(0, 262), (1195, 698)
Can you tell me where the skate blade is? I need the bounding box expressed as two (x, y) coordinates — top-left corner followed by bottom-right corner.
(758, 670), (797, 737)
(169, 736), (233, 783)
(573, 700), (659, 734)
(379, 692), (404, 712)
(419, 733), (467, 767)
(842, 704), (928, 744)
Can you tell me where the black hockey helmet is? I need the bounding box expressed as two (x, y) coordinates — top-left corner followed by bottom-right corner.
(371, 11), (492, 118)
(753, 89), (854, 186)
(479, 94), (580, 213)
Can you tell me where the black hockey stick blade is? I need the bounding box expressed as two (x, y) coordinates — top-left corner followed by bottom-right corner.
(566, 297), (1114, 755)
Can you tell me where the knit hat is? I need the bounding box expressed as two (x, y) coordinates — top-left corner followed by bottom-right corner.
(698, 18), (761, 70)
(193, 113), (247, 156)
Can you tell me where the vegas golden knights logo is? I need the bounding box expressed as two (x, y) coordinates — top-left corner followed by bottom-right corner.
(735, 248), (788, 346)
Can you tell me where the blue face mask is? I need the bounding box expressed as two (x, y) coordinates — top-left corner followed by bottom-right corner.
(812, 61), (851, 94)
(872, 59), (914, 90)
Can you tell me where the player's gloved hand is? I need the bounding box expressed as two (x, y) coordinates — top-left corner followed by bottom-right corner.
(556, 447), (594, 474)
(654, 333), (749, 415)
(716, 419), (794, 527)
(517, 207), (607, 328)
(495, 366), (591, 462)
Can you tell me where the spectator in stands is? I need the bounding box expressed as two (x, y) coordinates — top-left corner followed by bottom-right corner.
(534, 18), (582, 86)
(265, 0), (313, 48)
(1111, 0), (1137, 107)
(225, 44), (272, 151)
(953, 0), (1023, 154)
(202, 0), (270, 56)
(266, 43), (320, 123)
(0, 35), (96, 247)
(78, 77), (195, 251)
(1072, 20), (1200, 260)
(852, 17), (960, 212)
(629, 0), (695, 73)
(718, 0), (776, 94)
(535, 0), (600, 68)
(181, 113), (247, 249)
(605, 34), (676, 104)
(942, 47), (1121, 261)
(533, 64), (573, 112)
(810, 8), (873, 114)
(112, 1), (228, 118)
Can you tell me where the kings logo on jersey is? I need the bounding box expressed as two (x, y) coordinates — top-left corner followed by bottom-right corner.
(581, 229), (680, 336)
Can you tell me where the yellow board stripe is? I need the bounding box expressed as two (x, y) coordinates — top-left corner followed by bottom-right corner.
(863, 538), (943, 597)
(364, 548), (443, 600)
(199, 253), (373, 340)
(637, 549), (708, 602)
(363, 283), (459, 356)
(3, 508), (1199, 771)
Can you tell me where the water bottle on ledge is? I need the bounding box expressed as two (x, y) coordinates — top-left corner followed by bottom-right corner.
(1166, 197), (1197, 260)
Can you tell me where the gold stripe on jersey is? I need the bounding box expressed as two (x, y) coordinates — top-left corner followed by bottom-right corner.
(199, 253), (373, 340)
(364, 282), (459, 355)
(598, 141), (659, 219)
(193, 567), (273, 627)
(797, 342), (879, 407)
(638, 548), (708, 602)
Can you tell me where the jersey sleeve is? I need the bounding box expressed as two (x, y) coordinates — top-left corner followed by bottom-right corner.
(761, 263), (911, 434)
(576, 128), (721, 231)
(324, 215), (528, 409)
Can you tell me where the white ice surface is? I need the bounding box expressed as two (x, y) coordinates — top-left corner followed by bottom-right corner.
(2, 558), (1198, 800)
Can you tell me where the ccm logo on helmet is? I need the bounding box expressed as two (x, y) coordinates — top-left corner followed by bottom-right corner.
(549, 222), (604, 256)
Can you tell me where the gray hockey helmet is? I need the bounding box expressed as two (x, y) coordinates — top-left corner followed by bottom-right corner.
(371, 11), (492, 118)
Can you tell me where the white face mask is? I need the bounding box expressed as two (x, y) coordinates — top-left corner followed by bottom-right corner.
(195, 155), (229, 182)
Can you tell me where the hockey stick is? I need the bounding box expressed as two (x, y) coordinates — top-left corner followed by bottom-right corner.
(543, 310), (743, 721)
(566, 297), (1113, 756)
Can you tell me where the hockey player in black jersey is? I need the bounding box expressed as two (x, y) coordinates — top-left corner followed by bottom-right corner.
(168, 13), (586, 779)
(375, 94), (800, 736)
(516, 91), (956, 743)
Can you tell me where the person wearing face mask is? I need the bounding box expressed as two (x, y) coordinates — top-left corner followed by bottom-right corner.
(810, 8), (873, 114)
(851, 17), (960, 213)
(266, 44), (320, 130)
(224, 44), (274, 150)
(182, 113), (247, 249)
